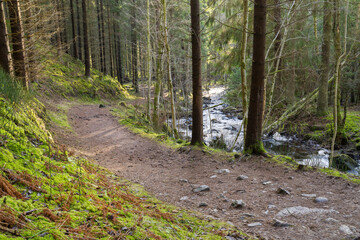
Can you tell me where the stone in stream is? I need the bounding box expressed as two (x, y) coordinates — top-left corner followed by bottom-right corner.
(193, 185), (210, 193)
(331, 154), (358, 171)
(314, 197), (329, 203)
(231, 200), (246, 209)
(236, 175), (249, 181)
(272, 219), (292, 228)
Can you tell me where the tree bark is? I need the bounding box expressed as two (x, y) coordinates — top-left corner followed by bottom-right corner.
(0, 0), (11, 73)
(100, 0), (106, 74)
(244, 0), (267, 154)
(131, 0), (138, 92)
(96, 0), (103, 72)
(69, 0), (78, 59)
(8, 0), (28, 88)
(190, 0), (203, 145)
(75, 0), (82, 61)
(146, 0), (152, 120)
(317, 0), (331, 115)
(82, 0), (90, 77)
(107, 2), (114, 77)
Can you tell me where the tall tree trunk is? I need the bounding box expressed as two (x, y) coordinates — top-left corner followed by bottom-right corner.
(96, 0), (103, 72)
(190, 0), (203, 145)
(162, 0), (177, 137)
(8, 0), (28, 88)
(55, 0), (62, 56)
(0, 0), (11, 73)
(317, 0), (331, 115)
(107, 3), (114, 77)
(240, 0), (249, 140)
(76, 0), (82, 61)
(82, 0), (90, 77)
(153, 8), (162, 130)
(244, 0), (267, 155)
(100, 0), (106, 74)
(60, 0), (68, 53)
(131, 0), (138, 92)
(146, 0), (152, 120)
(69, 0), (78, 59)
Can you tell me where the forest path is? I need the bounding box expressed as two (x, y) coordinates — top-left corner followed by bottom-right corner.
(57, 104), (360, 240)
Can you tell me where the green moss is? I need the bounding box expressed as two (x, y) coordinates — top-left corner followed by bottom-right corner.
(304, 130), (325, 142)
(243, 141), (266, 155)
(0, 95), (252, 239)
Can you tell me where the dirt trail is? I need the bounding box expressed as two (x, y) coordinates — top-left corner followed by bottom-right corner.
(56, 104), (360, 240)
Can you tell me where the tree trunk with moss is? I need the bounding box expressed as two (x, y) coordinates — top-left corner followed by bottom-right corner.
(8, 0), (28, 88)
(244, 0), (267, 155)
(317, 0), (331, 116)
(0, 0), (11, 73)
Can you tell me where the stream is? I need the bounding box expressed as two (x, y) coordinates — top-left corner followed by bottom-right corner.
(176, 86), (360, 173)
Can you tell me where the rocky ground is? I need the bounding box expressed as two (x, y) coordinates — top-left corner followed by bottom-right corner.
(54, 104), (360, 240)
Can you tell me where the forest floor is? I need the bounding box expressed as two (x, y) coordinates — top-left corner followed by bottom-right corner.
(53, 104), (360, 240)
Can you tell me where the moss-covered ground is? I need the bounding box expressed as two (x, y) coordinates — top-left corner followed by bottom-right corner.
(0, 54), (253, 239)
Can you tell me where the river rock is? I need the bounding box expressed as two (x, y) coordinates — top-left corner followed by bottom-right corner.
(331, 154), (358, 171)
(237, 175), (249, 180)
(314, 197), (329, 203)
(272, 219), (292, 228)
(339, 225), (353, 235)
(231, 200), (246, 209)
(193, 185), (210, 193)
(276, 206), (338, 217)
(248, 222), (262, 227)
(216, 169), (230, 174)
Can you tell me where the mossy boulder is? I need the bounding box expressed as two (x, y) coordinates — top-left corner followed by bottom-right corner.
(331, 154), (358, 171)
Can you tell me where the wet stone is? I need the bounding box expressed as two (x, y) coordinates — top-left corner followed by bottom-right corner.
(231, 200), (246, 209)
(236, 175), (249, 180)
(314, 197), (329, 203)
(193, 185), (210, 193)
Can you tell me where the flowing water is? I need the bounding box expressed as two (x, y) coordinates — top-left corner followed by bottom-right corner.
(176, 86), (360, 173)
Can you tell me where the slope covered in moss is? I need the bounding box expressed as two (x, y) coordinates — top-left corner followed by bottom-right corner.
(0, 58), (252, 239)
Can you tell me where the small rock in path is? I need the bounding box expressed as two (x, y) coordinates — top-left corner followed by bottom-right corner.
(179, 179), (188, 183)
(339, 225), (353, 235)
(268, 204), (276, 209)
(276, 206), (338, 217)
(262, 181), (272, 185)
(210, 175), (217, 179)
(216, 169), (230, 174)
(314, 197), (329, 203)
(193, 185), (210, 193)
(248, 222), (262, 227)
(301, 194), (317, 198)
(277, 187), (290, 195)
(180, 196), (189, 201)
(99, 104), (106, 108)
(199, 202), (208, 207)
(231, 200), (246, 209)
(324, 218), (339, 224)
(272, 219), (292, 228)
(236, 175), (249, 180)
